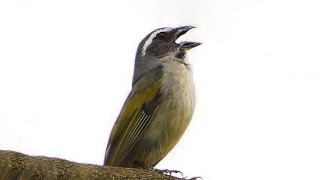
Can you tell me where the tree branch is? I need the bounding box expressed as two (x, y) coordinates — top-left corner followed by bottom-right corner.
(0, 150), (182, 180)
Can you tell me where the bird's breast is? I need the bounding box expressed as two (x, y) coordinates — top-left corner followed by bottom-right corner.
(153, 61), (195, 146)
(161, 61), (195, 107)
(138, 60), (196, 163)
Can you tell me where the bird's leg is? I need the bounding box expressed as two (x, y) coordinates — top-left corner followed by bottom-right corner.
(133, 160), (183, 177)
(133, 160), (154, 170)
(155, 168), (183, 177)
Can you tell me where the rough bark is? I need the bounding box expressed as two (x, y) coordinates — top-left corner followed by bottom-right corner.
(0, 150), (183, 180)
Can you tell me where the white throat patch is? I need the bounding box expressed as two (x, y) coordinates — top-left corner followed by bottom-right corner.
(141, 27), (172, 56)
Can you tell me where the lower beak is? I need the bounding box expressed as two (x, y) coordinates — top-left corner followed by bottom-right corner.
(180, 41), (202, 50)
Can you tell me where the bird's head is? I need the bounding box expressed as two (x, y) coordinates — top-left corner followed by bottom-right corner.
(136, 26), (201, 61)
(133, 26), (200, 85)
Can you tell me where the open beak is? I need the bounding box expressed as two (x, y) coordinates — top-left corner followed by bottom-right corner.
(173, 26), (201, 50)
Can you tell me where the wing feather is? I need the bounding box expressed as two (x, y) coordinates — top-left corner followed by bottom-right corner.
(104, 68), (163, 166)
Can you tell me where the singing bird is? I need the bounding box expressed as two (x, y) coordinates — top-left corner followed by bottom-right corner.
(104, 26), (201, 168)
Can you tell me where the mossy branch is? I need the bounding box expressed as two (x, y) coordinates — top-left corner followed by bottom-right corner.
(0, 150), (182, 180)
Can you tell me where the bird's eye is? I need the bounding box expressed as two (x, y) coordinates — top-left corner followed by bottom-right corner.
(156, 32), (167, 40)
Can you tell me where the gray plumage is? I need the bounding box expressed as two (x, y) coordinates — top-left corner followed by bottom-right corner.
(104, 26), (201, 168)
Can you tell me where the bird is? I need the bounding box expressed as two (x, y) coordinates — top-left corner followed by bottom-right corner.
(104, 26), (201, 168)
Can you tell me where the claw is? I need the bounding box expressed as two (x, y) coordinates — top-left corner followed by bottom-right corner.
(186, 176), (203, 180)
(133, 160), (185, 178)
(133, 160), (154, 170)
(156, 169), (183, 177)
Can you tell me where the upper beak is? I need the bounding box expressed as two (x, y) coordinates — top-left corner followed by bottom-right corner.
(173, 26), (201, 50)
(173, 26), (195, 40)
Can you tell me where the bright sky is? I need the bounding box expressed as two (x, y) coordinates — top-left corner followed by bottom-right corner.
(1, 0), (320, 179)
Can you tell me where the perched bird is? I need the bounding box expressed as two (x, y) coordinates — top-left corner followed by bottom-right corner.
(104, 26), (201, 168)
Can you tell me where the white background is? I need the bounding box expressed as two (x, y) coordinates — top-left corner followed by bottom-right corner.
(1, 0), (320, 179)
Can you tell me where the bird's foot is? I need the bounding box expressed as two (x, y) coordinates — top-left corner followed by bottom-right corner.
(133, 160), (154, 170)
(155, 168), (183, 177)
(134, 160), (183, 177)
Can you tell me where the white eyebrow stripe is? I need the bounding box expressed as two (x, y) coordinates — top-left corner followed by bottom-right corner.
(141, 27), (172, 56)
